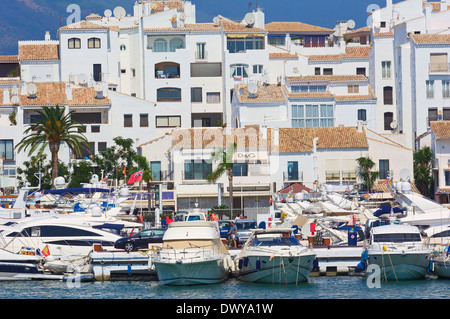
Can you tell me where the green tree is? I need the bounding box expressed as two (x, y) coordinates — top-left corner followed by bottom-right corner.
(413, 146), (434, 198)
(68, 160), (95, 188)
(207, 143), (237, 215)
(15, 106), (89, 188)
(356, 156), (379, 192)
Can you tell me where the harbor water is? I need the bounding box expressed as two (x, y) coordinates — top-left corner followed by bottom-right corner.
(0, 276), (448, 299)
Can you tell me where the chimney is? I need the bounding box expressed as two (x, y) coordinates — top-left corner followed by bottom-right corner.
(65, 83), (73, 100)
(441, 0), (449, 11)
(424, 3), (432, 33)
(45, 31), (51, 41)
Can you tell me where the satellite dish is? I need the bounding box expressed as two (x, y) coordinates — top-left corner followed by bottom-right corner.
(113, 6), (126, 19)
(244, 13), (255, 26)
(94, 82), (104, 92)
(11, 87), (19, 96)
(11, 95), (20, 105)
(390, 120), (397, 129)
(179, 13), (186, 21)
(104, 9), (112, 19)
(261, 75), (270, 85)
(78, 74), (88, 85)
(347, 19), (356, 30)
(27, 83), (37, 96)
(248, 82), (258, 95)
(213, 16), (220, 25)
(399, 168), (411, 181)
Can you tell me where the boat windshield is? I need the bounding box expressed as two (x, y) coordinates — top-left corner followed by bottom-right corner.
(373, 233), (421, 243)
(252, 235), (300, 247)
(236, 221), (257, 230)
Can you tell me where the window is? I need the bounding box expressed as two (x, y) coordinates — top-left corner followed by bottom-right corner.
(153, 38), (167, 52)
(206, 92), (220, 103)
(151, 161), (162, 181)
(443, 108), (450, 121)
(379, 159), (389, 180)
(184, 160), (212, 180)
(430, 53), (448, 72)
(68, 38), (81, 49)
(315, 67), (321, 75)
(356, 67), (366, 76)
(230, 64), (249, 78)
(268, 36), (285, 46)
(169, 38), (184, 52)
(357, 109), (367, 121)
(253, 65), (263, 74)
(292, 104), (334, 128)
(426, 80), (434, 99)
(140, 114), (149, 127)
(383, 86), (393, 105)
(98, 142), (107, 152)
(196, 43), (206, 60)
(323, 68), (333, 75)
(0, 140), (13, 161)
(191, 63), (222, 77)
(155, 62), (180, 78)
(382, 61), (391, 78)
(124, 114), (132, 128)
(291, 85), (326, 93)
(191, 87), (202, 103)
(442, 81), (450, 98)
(91, 126), (100, 133)
(384, 112), (393, 130)
(287, 161), (299, 180)
(232, 163), (248, 177)
(157, 88), (181, 102)
(93, 64), (102, 82)
(348, 85), (359, 94)
(428, 107), (438, 124)
(227, 36), (264, 53)
(120, 44), (126, 51)
(88, 37), (101, 49)
(445, 171), (450, 186)
(380, 21), (386, 28)
(156, 116), (181, 128)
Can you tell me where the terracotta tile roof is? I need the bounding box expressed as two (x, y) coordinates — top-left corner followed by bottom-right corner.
(269, 127), (368, 153)
(0, 82), (110, 107)
(411, 33), (450, 44)
(19, 82), (68, 106)
(68, 87), (111, 106)
(307, 46), (371, 61)
(0, 55), (19, 63)
(286, 75), (368, 83)
(430, 121), (450, 139)
(59, 20), (110, 31)
(145, 18), (266, 33)
(150, 0), (184, 12)
(373, 32), (394, 37)
(422, 1), (449, 11)
(86, 13), (102, 20)
(235, 84), (287, 104)
(335, 85), (377, 101)
(265, 21), (333, 34)
(269, 52), (298, 59)
(345, 26), (371, 35)
(172, 127), (268, 150)
(18, 44), (59, 61)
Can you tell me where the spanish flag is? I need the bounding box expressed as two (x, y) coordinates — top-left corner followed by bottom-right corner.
(313, 180), (318, 185)
(122, 167), (126, 175)
(364, 192), (369, 199)
(388, 178), (393, 185)
(42, 245), (50, 257)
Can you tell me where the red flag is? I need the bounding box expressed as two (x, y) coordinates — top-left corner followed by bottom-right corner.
(127, 170), (143, 184)
(42, 245), (50, 257)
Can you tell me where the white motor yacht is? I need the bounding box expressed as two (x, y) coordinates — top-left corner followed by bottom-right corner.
(152, 221), (233, 285)
(432, 248), (450, 279)
(234, 228), (316, 284)
(365, 224), (432, 281)
(0, 215), (122, 258)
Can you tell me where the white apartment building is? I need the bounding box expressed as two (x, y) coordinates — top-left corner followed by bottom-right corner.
(430, 121), (450, 204)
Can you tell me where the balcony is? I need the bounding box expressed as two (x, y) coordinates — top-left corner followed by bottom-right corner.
(429, 63), (450, 74)
(326, 170), (357, 182)
(283, 171), (304, 182)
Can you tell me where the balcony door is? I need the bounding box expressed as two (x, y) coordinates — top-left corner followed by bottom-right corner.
(287, 161), (299, 180)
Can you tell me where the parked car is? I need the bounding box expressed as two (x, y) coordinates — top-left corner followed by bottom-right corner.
(114, 228), (166, 252)
(218, 220), (232, 239)
(234, 219), (258, 245)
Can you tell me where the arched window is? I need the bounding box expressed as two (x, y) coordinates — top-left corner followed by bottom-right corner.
(153, 38), (167, 52)
(88, 38), (101, 49)
(169, 38), (184, 52)
(68, 38), (81, 49)
(120, 44), (126, 51)
(383, 86), (393, 105)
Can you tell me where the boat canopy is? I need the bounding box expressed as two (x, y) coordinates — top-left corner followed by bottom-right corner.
(45, 188), (111, 195)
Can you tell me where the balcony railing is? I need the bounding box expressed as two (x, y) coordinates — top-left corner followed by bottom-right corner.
(283, 171), (304, 182)
(326, 170), (357, 182)
(429, 63), (450, 73)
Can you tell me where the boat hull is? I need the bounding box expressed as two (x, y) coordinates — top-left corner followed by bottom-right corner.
(367, 251), (431, 281)
(153, 255), (230, 285)
(433, 257), (450, 279)
(235, 253), (316, 284)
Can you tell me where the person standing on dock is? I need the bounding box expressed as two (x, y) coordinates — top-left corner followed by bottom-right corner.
(34, 190), (43, 208)
(228, 221), (237, 248)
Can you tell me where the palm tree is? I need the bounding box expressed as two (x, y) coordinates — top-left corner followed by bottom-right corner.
(16, 105), (90, 188)
(207, 142), (237, 217)
(413, 146), (434, 198)
(356, 156), (379, 192)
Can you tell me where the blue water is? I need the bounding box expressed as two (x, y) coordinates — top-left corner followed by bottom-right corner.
(0, 276), (448, 299)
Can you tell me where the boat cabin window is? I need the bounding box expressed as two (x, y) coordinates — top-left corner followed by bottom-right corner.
(373, 233), (421, 243)
(236, 221), (257, 230)
(7, 226), (103, 237)
(252, 234), (300, 246)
